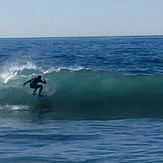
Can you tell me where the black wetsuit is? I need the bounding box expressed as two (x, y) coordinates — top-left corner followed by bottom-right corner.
(24, 77), (46, 96)
(30, 78), (43, 89)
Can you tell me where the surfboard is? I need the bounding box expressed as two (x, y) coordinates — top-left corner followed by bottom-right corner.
(37, 95), (49, 99)
(37, 94), (54, 100)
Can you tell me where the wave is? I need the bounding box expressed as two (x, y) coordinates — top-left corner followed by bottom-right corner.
(0, 65), (163, 120)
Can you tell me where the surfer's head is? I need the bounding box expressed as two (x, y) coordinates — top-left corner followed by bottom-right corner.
(38, 75), (42, 79)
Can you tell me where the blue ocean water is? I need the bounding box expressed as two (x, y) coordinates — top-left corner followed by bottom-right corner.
(0, 36), (163, 162)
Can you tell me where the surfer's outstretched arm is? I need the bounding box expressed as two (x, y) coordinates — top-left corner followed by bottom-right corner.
(23, 79), (32, 86)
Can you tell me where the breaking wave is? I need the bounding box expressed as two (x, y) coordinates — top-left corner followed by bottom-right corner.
(0, 62), (163, 120)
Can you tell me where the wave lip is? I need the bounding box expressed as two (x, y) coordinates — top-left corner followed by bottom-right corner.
(42, 66), (88, 74)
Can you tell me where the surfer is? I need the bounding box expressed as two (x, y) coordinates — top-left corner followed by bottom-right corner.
(23, 75), (46, 96)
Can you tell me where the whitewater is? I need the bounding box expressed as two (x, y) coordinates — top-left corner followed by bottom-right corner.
(1, 36), (163, 162)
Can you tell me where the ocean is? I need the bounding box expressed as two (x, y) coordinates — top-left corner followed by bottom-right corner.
(0, 36), (163, 162)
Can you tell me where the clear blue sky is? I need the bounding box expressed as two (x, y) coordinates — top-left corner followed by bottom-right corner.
(0, 0), (163, 38)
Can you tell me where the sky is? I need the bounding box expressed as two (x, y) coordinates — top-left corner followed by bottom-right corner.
(0, 0), (163, 38)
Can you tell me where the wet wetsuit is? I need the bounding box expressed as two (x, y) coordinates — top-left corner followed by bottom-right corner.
(24, 76), (46, 96)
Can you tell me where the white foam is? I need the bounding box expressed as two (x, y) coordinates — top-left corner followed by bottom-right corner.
(43, 66), (88, 74)
(0, 105), (29, 111)
(0, 59), (89, 84)
(0, 61), (37, 83)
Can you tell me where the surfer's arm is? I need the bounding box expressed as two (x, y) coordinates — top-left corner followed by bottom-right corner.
(40, 79), (46, 84)
(23, 79), (32, 86)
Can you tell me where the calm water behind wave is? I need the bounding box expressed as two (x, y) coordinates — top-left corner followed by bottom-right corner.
(1, 36), (163, 75)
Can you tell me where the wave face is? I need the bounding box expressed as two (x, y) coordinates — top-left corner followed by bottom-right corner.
(0, 68), (163, 120)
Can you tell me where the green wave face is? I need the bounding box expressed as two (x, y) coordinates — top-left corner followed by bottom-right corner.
(0, 70), (163, 120)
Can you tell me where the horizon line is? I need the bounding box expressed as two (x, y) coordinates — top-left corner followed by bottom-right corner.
(0, 34), (163, 39)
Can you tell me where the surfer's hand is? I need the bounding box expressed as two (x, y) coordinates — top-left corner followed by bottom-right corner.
(43, 79), (46, 84)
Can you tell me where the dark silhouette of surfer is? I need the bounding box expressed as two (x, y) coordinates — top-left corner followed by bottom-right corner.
(24, 75), (46, 96)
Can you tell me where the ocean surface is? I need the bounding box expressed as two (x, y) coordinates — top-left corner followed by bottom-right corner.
(0, 36), (163, 162)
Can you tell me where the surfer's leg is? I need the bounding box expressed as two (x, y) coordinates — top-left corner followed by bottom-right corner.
(33, 88), (38, 95)
(38, 85), (43, 96)
(30, 84), (38, 95)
